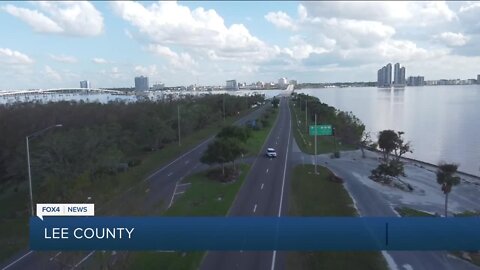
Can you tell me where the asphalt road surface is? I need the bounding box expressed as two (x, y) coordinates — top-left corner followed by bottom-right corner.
(1, 103), (270, 270)
(200, 97), (292, 270)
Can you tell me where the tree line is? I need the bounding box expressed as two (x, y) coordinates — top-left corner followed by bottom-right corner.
(201, 105), (277, 182)
(0, 94), (264, 201)
(292, 93), (365, 147)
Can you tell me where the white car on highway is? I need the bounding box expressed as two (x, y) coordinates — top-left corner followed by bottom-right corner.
(266, 148), (277, 158)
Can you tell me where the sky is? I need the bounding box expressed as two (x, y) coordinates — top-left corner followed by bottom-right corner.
(1, 1), (480, 89)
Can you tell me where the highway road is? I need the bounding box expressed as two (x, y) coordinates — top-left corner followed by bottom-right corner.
(0, 102), (271, 270)
(5, 89), (478, 270)
(200, 96), (292, 270)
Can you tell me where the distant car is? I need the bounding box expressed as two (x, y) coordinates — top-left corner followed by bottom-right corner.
(266, 148), (277, 158)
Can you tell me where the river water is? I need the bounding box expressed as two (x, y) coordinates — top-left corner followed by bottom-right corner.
(298, 85), (480, 176)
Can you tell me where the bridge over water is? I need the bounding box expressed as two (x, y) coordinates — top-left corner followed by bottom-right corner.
(0, 88), (125, 97)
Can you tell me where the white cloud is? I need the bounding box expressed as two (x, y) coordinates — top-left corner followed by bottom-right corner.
(281, 36), (329, 60)
(265, 11), (297, 30)
(2, 4), (63, 33)
(300, 1), (456, 26)
(147, 44), (197, 70)
(299, 2), (411, 22)
(434, 32), (470, 46)
(317, 18), (396, 48)
(458, 2), (480, 33)
(49, 54), (77, 63)
(44, 65), (62, 81)
(112, 1), (269, 61)
(134, 64), (159, 78)
(376, 40), (448, 62)
(0, 48), (34, 64)
(459, 2), (480, 13)
(2, 2), (104, 36)
(92, 58), (108, 64)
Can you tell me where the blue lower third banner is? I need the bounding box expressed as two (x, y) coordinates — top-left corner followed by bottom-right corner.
(30, 217), (480, 251)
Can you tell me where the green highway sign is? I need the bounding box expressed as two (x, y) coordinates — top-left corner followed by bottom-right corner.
(309, 125), (333, 136)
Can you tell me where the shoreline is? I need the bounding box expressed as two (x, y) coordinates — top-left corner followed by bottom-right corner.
(364, 147), (480, 180)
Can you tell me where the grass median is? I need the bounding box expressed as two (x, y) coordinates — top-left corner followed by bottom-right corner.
(287, 165), (388, 270)
(124, 163), (250, 270)
(243, 107), (279, 156)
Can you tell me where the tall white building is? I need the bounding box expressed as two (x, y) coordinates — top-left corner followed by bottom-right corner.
(226, 80), (238, 90)
(80, 80), (90, 89)
(278, 77), (288, 87)
(377, 63), (392, 87)
(393, 63), (406, 86)
(135, 76), (149, 91)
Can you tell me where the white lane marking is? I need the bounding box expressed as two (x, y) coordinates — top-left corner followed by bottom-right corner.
(49, 251), (62, 261)
(177, 183), (191, 187)
(271, 99), (291, 270)
(167, 172), (173, 177)
(253, 204), (257, 213)
(261, 183), (264, 190)
(144, 138), (212, 182)
(266, 168), (269, 174)
(73, 251), (95, 268)
(168, 182), (179, 208)
(1, 251), (34, 270)
(174, 191), (185, 195)
(402, 264), (413, 270)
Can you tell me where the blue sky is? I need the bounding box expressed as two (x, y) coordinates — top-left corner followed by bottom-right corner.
(1, 1), (480, 90)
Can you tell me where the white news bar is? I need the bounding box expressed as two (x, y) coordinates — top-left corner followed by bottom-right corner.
(36, 203), (95, 220)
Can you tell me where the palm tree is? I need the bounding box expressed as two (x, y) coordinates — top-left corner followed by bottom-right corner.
(436, 163), (461, 217)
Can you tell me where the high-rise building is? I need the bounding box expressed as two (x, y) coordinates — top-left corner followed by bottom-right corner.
(377, 68), (383, 87)
(80, 80), (90, 89)
(377, 63), (392, 87)
(135, 76), (149, 91)
(400, 67), (406, 85)
(407, 76), (424, 86)
(385, 63), (392, 86)
(394, 63), (400, 84)
(393, 63), (406, 86)
(278, 77), (288, 87)
(226, 80), (238, 90)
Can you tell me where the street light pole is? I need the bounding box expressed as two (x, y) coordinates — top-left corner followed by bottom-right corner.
(178, 105), (181, 146)
(223, 94), (226, 123)
(26, 124), (62, 216)
(314, 113), (318, 174)
(305, 100), (308, 133)
(26, 137), (34, 216)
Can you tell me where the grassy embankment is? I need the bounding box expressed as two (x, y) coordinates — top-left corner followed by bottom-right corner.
(0, 105), (263, 263)
(287, 165), (388, 270)
(289, 101), (355, 155)
(86, 106), (279, 269)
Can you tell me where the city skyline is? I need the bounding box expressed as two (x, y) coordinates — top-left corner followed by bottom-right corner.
(1, 1), (480, 89)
